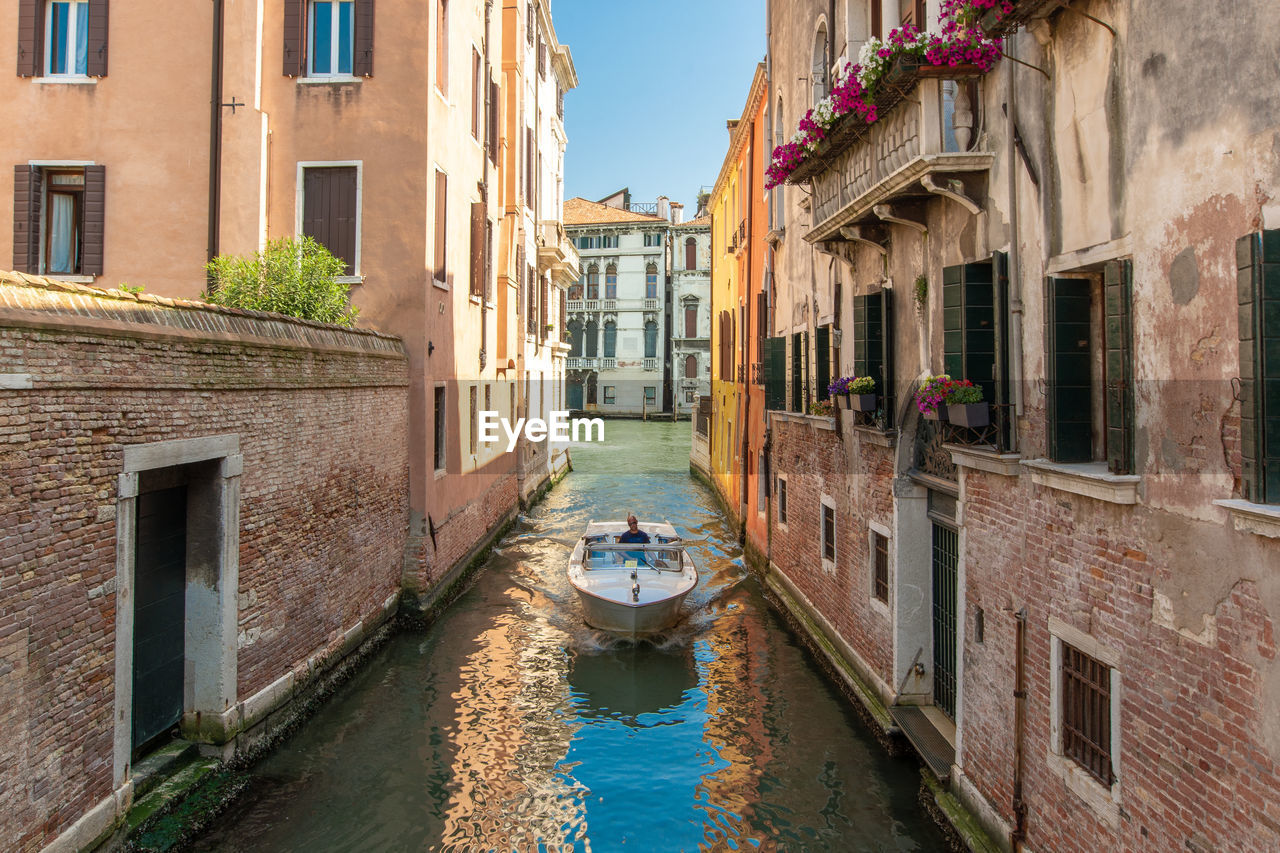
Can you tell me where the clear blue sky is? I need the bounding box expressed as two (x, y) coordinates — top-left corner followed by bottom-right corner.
(551, 0), (767, 217)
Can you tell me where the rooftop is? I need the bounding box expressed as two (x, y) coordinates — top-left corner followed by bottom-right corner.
(563, 197), (665, 226)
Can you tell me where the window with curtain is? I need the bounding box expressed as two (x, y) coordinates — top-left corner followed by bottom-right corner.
(569, 268), (583, 300)
(44, 170), (84, 274)
(586, 265), (599, 299)
(645, 264), (658, 299)
(45, 0), (88, 76)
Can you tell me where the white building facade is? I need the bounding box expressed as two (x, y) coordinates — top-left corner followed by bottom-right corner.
(670, 215), (712, 418)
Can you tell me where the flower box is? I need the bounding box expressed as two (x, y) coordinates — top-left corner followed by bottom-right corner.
(923, 406), (948, 422)
(947, 402), (990, 428)
(850, 394), (878, 412)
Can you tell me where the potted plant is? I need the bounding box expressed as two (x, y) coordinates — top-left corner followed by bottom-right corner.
(809, 399), (834, 418)
(916, 374), (952, 421)
(848, 375), (877, 411)
(828, 376), (853, 408)
(945, 379), (989, 427)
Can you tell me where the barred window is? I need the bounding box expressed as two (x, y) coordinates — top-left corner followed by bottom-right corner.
(1061, 644), (1114, 786)
(777, 476), (787, 524)
(872, 531), (889, 603)
(821, 502), (835, 561)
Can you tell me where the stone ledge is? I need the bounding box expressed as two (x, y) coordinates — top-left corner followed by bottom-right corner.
(1021, 458), (1140, 505)
(770, 411), (836, 431)
(947, 445), (1021, 477)
(1214, 499), (1280, 539)
(853, 424), (896, 447)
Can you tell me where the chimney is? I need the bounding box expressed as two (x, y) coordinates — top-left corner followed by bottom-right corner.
(671, 202), (684, 224)
(657, 195), (670, 221)
(696, 191), (710, 219)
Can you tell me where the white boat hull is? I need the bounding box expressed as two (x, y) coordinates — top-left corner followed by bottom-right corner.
(568, 521), (698, 637)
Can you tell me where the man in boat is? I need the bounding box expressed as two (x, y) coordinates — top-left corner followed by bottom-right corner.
(618, 515), (650, 544)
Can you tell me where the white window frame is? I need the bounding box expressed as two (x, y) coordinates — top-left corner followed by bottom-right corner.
(28, 159), (95, 282)
(295, 160), (363, 282)
(776, 473), (788, 530)
(867, 520), (892, 618)
(820, 493), (837, 574)
(1047, 616), (1123, 827)
(307, 0), (356, 80)
(44, 0), (89, 78)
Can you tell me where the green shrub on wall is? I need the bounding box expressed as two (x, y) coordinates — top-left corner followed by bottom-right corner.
(203, 237), (358, 327)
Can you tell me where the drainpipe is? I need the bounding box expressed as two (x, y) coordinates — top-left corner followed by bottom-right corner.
(1011, 606), (1028, 850)
(1005, 36), (1025, 433)
(207, 0), (225, 269)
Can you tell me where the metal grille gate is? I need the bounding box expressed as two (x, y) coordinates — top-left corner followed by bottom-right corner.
(931, 523), (958, 719)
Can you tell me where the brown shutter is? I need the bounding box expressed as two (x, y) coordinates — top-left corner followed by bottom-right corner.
(283, 0), (306, 77)
(525, 127), (534, 207)
(87, 0), (108, 77)
(17, 0), (43, 77)
(353, 0), (374, 77)
(540, 276), (548, 330)
(302, 167), (357, 275)
(469, 201), (484, 297)
(434, 170), (447, 282)
(82, 165), (105, 275)
(487, 78), (499, 167)
(12, 165), (41, 272)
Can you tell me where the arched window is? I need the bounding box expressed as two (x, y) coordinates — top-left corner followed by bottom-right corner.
(605, 264), (617, 299)
(684, 354), (697, 378)
(645, 263), (658, 299)
(587, 264), (599, 300)
(812, 21), (829, 104)
(644, 320), (658, 358)
(584, 319), (598, 357)
(603, 321), (617, 358)
(569, 268), (583, 301)
(568, 318), (583, 357)
(685, 237), (697, 271)
(684, 300), (698, 338)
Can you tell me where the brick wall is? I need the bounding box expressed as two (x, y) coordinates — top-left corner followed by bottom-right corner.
(0, 273), (409, 851)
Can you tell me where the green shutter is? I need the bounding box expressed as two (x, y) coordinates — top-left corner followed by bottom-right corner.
(942, 261), (996, 403)
(1103, 260), (1135, 474)
(1046, 277), (1093, 462)
(880, 287), (895, 428)
(994, 252), (1012, 449)
(765, 337), (787, 411)
(853, 294), (869, 379)
(1237, 232), (1259, 500)
(1243, 229), (1280, 502)
(791, 332), (803, 411)
(815, 325), (831, 399)
(852, 291), (891, 425)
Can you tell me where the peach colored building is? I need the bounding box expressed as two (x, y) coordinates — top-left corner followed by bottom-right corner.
(2, 0), (576, 609)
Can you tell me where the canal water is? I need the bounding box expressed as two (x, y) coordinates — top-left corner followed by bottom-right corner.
(189, 421), (947, 852)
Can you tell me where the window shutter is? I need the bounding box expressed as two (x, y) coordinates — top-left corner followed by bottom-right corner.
(815, 324), (831, 399)
(283, 0), (306, 77)
(1238, 230), (1280, 502)
(469, 202), (484, 297)
(686, 237), (696, 271)
(994, 251), (1013, 448)
(880, 286), (895, 427)
(1103, 260), (1134, 474)
(82, 165), (106, 275)
(302, 167), (357, 275)
(434, 171), (447, 282)
(540, 277), (548, 330)
(942, 261), (996, 401)
(17, 0), (43, 77)
(765, 337), (786, 410)
(353, 0), (374, 77)
(790, 331), (806, 411)
(12, 166), (41, 273)
(488, 79), (499, 167)
(1046, 277), (1093, 462)
(85, 0), (108, 77)
(1238, 233), (1262, 501)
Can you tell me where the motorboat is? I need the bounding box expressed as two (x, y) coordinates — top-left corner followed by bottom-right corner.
(567, 521), (698, 637)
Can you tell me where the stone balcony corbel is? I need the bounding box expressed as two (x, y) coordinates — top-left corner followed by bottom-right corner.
(873, 202), (928, 233)
(921, 173), (981, 214)
(839, 225), (888, 257)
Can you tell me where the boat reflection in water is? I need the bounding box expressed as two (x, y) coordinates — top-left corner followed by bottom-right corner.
(568, 643), (698, 726)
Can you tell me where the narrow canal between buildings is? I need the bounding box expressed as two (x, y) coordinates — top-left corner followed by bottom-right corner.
(189, 421), (947, 852)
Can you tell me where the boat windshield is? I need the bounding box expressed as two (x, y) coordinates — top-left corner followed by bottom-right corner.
(583, 545), (682, 571)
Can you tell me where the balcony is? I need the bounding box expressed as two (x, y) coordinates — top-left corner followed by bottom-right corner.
(567, 299), (585, 312)
(643, 298), (659, 311)
(796, 65), (993, 245)
(599, 357), (617, 370)
(567, 357), (597, 369)
(537, 221), (581, 288)
(979, 0), (1063, 36)
(600, 299), (617, 311)
(643, 358), (659, 371)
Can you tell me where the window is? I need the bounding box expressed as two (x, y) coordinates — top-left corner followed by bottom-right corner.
(46, 0), (87, 76)
(584, 320), (598, 357)
(433, 386), (447, 471)
(468, 385), (478, 455)
(1045, 261), (1134, 472)
(471, 48), (482, 138)
(899, 0), (927, 30)
(12, 164), (104, 277)
(1237, 230), (1280, 503)
(644, 232), (662, 247)
(308, 1), (353, 76)
(586, 265), (599, 299)
(433, 170), (447, 284)
(872, 530), (889, 603)
(469, 201), (485, 297)
(644, 321), (658, 359)
(684, 355), (697, 379)
(603, 385), (616, 405)
(871, 0), (883, 39)
(301, 164), (359, 276)
(685, 390), (695, 403)
(646, 264), (658, 299)
(1060, 643), (1114, 787)
(943, 259), (1010, 443)
(777, 475), (788, 524)
(605, 264), (617, 299)
(684, 303), (698, 338)
(525, 127), (535, 208)
(757, 451), (766, 510)
(602, 234), (619, 249)
(603, 321), (617, 358)
(577, 235), (599, 250)
(537, 36), (546, 78)
(526, 0), (534, 45)
(644, 386), (656, 407)
(685, 237), (697, 270)
(821, 499), (836, 563)
(771, 96), (785, 230)
(852, 288), (895, 424)
(435, 0), (448, 95)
